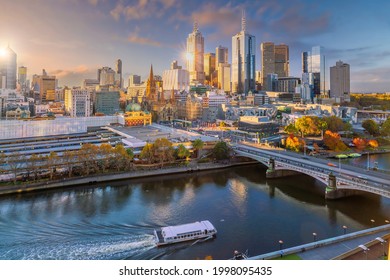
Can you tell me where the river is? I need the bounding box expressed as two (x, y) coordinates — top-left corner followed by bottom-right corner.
(0, 155), (389, 260)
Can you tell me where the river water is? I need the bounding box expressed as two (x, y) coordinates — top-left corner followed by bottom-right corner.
(0, 155), (389, 260)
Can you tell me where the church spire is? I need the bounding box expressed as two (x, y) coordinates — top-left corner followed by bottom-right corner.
(149, 64), (154, 81)
(241, 9), (246, 32)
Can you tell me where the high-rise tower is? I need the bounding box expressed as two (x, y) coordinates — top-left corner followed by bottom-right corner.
(301, 46), (326, 98)
(231, 10), (256, 94)
(330, 60), (350, 101)
(115, 59), (122, 88)
(186, 22), (205, 84)
(0, 45), (17, 89)
(261, 42), (289, 90)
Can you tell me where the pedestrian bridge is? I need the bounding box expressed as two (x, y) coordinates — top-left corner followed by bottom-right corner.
(232, 143), (390, 199)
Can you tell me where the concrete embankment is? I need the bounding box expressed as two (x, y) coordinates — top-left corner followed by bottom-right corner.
(0, 161), (258, 196)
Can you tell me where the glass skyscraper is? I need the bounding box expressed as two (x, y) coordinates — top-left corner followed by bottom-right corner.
(231, 12), (255, 94)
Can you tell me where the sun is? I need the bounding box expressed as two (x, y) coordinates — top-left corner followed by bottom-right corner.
(0, 48), (6, 57)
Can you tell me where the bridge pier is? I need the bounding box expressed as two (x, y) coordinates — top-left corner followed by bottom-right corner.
(325, 172), (362, 199)
(266, 158), (301, 178)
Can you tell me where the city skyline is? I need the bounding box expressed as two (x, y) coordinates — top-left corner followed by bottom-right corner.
(1, 0), (390, 92)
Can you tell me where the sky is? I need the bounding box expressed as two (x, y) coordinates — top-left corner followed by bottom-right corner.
(1, 0), (390, 92)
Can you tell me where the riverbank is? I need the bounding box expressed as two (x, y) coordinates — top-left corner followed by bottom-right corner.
(0, 160), (258, 197)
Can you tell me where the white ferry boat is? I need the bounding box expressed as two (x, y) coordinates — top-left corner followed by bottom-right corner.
(154, 220), (217, 246)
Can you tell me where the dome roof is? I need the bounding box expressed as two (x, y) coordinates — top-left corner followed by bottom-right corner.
(126, 102), (141, 112)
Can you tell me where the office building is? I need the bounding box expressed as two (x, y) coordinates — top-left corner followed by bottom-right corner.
(231, 11), (256, 94)
(216, 45), (228, 67)
(261, 42), (289, 89)
(0, 45), (17, 89)
(18, 66), (28, 92)
(98, 66), (116, 86)
(162, 61), (189, 91)
(31, 69), (56, 103)
(330, 60), (350, 101)
(64, 88), (92, 117)
(302, 46), (326, 98)
(204, 53), (216, 85)
(94, 90), (121, 115)
(115, 59), (122, 88)
(186, 22), (205, 84)
(217, 63), (231, 92)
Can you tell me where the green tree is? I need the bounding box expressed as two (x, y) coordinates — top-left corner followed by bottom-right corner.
(113, 144), (132, 171)
(381, 117), (390, 136)
(176, 144), (190, 160)
(362, 119), (380, 136)
(318, 119), (328, 140)
(284, 123), (299, 135)
(192, 138), (204, 158)
(322, 116), (348, 132)
(212, 141), (230, 160)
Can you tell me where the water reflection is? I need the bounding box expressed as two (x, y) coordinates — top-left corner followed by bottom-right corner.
(0, 164), (389, 260)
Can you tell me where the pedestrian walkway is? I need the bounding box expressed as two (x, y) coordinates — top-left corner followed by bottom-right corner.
(249, 224), (390, 260)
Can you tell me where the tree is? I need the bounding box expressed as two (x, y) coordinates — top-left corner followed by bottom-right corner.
(367, 139), (379, 149)
(212, 141), (230, 160)
(317, 119), (328, 139)
(322, 116), (347, 132)
(7, 152), (26, 184)
(153, 138), (174, 167)
(192, 138), (204, 158)
(113, 144), (132, 171)
(62, 150), (77, 178)
(99, 143), (113, 173)
(352, 138), (367, 150)
(176, 144), (190, 160)
(323, 130), (348, 151)
(79, 144), (98, 175)
(380, 117), (390, 136)
(362, 119), (380, 136)
(284, 123), (299, 135)
(140, 143), (155, 164)
(285, 134), (304, 152)
(47, 151), (59, 180)
(295, 116), (320, 137)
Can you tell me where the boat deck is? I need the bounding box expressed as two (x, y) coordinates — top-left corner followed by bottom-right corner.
(155, 230), (164, 244)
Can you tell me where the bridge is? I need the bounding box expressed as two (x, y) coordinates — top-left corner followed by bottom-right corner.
(232, 143), (390, 199)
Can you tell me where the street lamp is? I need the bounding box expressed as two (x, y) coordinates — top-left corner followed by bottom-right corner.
(375, 237), (387, 258)
(370, 219), (375, 226)
(385, 220), (389, 224)
(312, 232), (317, 242)
(367, 152), (370, 170)
(342, 225), (348, 235)
(358, 245), (370, 260)
(278, 240), (284, 258)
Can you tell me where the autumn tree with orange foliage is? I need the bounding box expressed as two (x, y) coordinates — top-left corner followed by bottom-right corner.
(323, 130), (348, 152)
(285, 134), (304, 152)
(352, 138), (367, 150)
(367, 139), (379, 149)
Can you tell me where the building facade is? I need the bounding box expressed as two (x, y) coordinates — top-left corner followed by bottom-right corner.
(94, 90), (120, 115)
(330, 60), (350, 102)
(186, 22), (205, 84)
(204, 53), (216, 85)
(0, 45), (17, 90)
(64, 89), (92, 117)
(217, 63), (231, 92)
(261, 42), (289, 90)
(231, 12), (256, 94)
(302, 46), (326, 98)
(162, 62), (190, 91)
(31, 69), (56, 104)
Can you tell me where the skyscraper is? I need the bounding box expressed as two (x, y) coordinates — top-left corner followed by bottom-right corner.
(215, 45), (228, 67)
(186, 22), (205, 84)
(0, 45), (17, 89)
(330, 60), (350, 101)
(261, 42), (289, 90)
(274, 44), (289, 78)
(301, 46), (326, 98)
(18, 66), (28, 92)
(261, 42), (275, 90)
(231, 11), (256, 94)
(204, 53), (216, 85)
(115, 59), (122, 88)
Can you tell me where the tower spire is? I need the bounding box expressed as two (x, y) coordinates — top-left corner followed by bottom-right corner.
(193, 20), (198, 32)
(241, 9), (246, 32)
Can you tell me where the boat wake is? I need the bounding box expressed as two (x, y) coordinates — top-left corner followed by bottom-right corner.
(2, 234), (156, 260)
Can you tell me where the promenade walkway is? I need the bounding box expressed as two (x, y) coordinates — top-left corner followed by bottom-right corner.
(249, 224), (390, 260)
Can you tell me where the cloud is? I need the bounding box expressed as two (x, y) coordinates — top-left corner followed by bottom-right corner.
(48, 65), (97, 87)
(351, 67), (390, 92)
(128, 35), (162, 47)
(269, 6), (330, 37)
(110, 0), (178, 21)
(88, 0), (99, 6)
